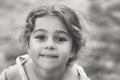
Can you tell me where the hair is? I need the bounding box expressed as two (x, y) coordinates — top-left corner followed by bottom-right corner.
(21, 4), (85, 63)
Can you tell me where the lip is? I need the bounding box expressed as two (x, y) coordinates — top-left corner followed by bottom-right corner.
(39, 54), (58, 59)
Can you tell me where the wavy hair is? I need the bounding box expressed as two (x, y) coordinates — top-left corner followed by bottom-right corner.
(21, 4), (85, 62)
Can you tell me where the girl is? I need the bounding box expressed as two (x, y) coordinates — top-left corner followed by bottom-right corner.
(0, 4), (91, 80)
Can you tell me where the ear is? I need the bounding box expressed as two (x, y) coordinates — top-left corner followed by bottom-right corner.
(27, 40), (29, 47)
(27, 48), (31, 54)
(70, 52), (75, 58)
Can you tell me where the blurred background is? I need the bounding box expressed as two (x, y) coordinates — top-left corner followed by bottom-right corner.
(0, 0), (120, 80)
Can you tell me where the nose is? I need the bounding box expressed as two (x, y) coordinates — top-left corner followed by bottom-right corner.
(44, 38), (56, 50)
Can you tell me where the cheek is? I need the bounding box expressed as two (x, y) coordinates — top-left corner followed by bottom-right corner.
(59, 49), (72, 64)
(58, 43), (72, 56)
(28, 44), (42, 62)
(28, 40), (42, 56)
(60, 42), (72, 51)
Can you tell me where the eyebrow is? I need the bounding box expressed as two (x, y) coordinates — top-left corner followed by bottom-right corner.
(33, 29), (47, 34)
(55, 30), (69, 36)
(33, 29), (69, 36)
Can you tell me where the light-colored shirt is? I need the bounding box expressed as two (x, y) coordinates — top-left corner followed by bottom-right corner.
(0, 55), (91, 80)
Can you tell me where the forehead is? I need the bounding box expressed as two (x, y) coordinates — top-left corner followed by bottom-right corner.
(34, 15), (67, 32)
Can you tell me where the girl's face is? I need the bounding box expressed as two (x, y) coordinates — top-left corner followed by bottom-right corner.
(28, 15), (73, 70)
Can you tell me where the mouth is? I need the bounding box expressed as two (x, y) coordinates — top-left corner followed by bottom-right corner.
(39, 54), (58, 59)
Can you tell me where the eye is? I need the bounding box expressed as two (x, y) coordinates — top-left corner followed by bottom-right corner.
(55, 37), (67, 42)
(35, 35), (46, 41)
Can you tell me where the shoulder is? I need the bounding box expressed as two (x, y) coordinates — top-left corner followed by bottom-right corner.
(0, 65), (22, 80)
(64, 64), (91, 80)
(70, 64), (91, 80)
(0, 54), (30, 80)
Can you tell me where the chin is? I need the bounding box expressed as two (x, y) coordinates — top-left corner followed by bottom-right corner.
(37, 61), (59, 70)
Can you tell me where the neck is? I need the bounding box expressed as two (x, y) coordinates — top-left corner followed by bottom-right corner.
(25, 58), (67, 80)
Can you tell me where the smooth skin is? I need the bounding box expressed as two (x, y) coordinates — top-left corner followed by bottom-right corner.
(25, 15), (74, 80)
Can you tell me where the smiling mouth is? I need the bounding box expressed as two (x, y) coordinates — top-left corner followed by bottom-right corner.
(40, 54), (58, 59)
